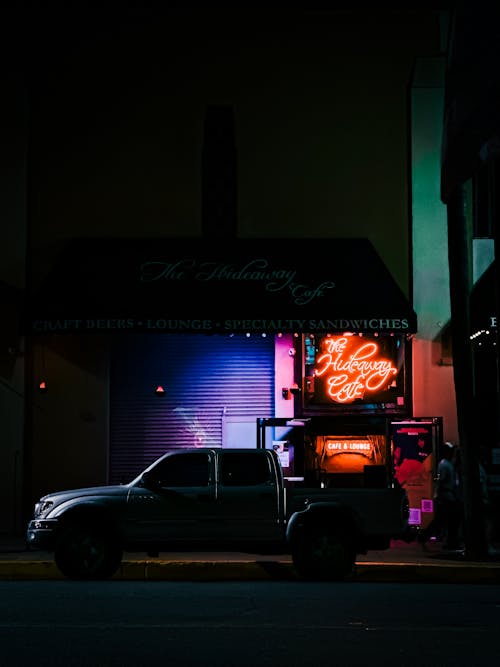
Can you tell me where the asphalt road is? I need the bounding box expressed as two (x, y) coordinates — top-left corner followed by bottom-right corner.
(0, 580), (499, 666)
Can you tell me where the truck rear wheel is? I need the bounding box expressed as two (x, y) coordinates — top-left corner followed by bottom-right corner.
(292, 531), (355, 581)
(55, 523), (122, 580)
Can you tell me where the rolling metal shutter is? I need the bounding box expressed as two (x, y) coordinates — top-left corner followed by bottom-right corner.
(109, 334), (274, 483)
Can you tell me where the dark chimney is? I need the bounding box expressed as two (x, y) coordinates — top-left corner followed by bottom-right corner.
(201, 104), (237, 238)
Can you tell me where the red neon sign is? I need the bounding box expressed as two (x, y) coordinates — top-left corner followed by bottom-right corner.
(314, 336), (398, 404)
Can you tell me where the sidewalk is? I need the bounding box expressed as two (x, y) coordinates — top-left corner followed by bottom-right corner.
(1, 535), (500, 583)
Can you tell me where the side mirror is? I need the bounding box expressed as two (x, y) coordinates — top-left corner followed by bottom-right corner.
(141, 471), (161, 490)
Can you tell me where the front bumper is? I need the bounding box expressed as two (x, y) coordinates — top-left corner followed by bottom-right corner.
(26, 519), (59, 551)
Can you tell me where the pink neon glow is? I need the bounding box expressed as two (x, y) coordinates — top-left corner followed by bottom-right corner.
(314, 336), (397, 403)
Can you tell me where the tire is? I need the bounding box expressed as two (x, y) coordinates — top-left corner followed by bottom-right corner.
(54, 523), (122, 580)
(292, 531), (355, 581)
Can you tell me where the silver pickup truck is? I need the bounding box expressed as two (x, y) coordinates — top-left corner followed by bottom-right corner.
(26, 447), (411, 581)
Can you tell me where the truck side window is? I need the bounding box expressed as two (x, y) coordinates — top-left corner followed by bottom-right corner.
(152, 453), (211, 487)
(220, 453), (271, 486)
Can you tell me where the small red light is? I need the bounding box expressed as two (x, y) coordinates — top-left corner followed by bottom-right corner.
(38, 381), (48, 393)
(154, 385), (166, 395)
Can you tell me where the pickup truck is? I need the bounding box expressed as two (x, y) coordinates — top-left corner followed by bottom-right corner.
(26, 447), (412, 581)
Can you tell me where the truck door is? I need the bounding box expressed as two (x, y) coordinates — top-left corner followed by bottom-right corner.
(127, 450), (217, 541)
(214, 451), (282, 542)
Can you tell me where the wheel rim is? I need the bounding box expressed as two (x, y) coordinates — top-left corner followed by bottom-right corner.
(56, 527), (116, 578)
(311, 535), (347, 563)
(70, 532), (108, 573)
(294, 533), (354, 580)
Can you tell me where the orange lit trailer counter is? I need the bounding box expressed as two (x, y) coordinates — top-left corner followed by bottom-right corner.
(257, 417), (393, 489)
(257, 415), (442, 536)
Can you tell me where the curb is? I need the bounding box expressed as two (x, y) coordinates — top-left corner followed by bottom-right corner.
(352, 561), (500, 584)
(1, 559), (500, 583)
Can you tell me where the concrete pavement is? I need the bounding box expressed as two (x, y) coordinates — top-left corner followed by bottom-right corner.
(1, 536), (500, 583)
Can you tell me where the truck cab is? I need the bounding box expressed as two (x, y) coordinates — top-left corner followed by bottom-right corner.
(127, 448), (285, 546)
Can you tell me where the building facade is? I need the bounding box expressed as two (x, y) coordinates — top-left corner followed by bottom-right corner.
(0, 6), (456, 535)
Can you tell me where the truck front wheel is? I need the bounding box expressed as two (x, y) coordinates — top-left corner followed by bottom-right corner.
(292, 531), (355, 581)
(55, 523), (122, 580)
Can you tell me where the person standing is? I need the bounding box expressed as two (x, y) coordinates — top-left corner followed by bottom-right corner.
(435, 442), (462, 550)
(479, 449), (495, 553)
(418, 441), (462, 550)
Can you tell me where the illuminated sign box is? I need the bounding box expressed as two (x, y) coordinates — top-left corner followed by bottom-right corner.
(302, 333), (408, 414)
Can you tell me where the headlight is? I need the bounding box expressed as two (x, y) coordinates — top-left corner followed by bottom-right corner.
(34, 500), (53, 518)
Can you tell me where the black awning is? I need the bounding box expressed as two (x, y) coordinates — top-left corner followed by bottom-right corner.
(471, 260), (498, 333)
(26, 237), (417, 335)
